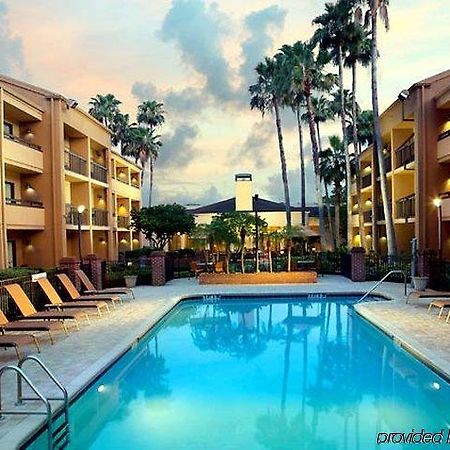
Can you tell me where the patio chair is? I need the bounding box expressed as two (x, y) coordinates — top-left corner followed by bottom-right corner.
(37, 278), (110, 319)
(427, 299), (450, 318)
(0, 333), (40, 360)
(5, 284), (82, 332)
(0, 309), (62, 344)
(56, 274), (122, 309)
(75, 269), (135, 300)
(190, 261), (205, 278)
(214, 261), (224, 274)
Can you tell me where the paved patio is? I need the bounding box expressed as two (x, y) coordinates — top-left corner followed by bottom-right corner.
(0, 275), (449, 449)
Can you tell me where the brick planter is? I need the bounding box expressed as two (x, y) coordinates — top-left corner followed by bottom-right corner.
(199, 271), (317, 285)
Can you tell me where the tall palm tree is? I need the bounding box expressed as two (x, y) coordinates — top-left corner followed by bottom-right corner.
(250, 57), (292, 231)
(344, 23), (372, 250)
(136, 101), (165, 207)
(88, 94), (122, 128)
(319, 136), (347, 247)
(123, 125), (162, 206)
(280, 41), (336, 250)
(356, 0), (397, 257)
(313, 0), (354, 247)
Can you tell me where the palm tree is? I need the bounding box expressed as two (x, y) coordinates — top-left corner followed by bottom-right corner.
(344, 23), (372, 250)
(250, 57), (292, 233)
(356, 0), (397, 257)
(313, 0), (354, 248)
(123, 125), (162, 206)
(136, 101), (165, 207)
(88, 94), (121, 128)
(319, 136), (346, 246)
(280, 41), (335, 250)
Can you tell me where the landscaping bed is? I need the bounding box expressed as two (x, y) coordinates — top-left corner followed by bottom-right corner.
(198, 271), (317, 285)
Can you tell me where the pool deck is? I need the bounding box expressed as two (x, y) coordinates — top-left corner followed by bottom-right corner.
(1, 275), (449, 449)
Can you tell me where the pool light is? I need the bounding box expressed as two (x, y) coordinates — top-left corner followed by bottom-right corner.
(97, 384), (106, 393)
(431, 382), (441, 390)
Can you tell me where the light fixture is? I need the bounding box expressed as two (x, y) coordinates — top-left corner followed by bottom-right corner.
(67, 98), (78, 109)
(97, 194), (103, 200)
(99, 238), (106, 245)
(120, 238), (128, 244)
(431, 382), (441, 390)
(97, 384), (105, 393)
(398, 89), (414, 122)
(433, 197), (442, 208)
(25, 183), (34, 191)
(23, 128), (35, 143)
(77, 204), (86, 214)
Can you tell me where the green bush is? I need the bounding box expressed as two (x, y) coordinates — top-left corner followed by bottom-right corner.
(0, 267), (40, 280)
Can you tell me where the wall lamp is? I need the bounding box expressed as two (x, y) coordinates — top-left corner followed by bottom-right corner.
(398, 89), (414, 122)
(67, 98), (79, 109)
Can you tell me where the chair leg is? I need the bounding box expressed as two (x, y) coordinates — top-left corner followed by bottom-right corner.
(33, 336), (41, 353)
(15, 345), (22, 361)
(48, 330), (55, 345)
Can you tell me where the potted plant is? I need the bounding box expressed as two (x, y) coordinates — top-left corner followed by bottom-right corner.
(412, 276), (428, 291)
(123, 264), (138, 288)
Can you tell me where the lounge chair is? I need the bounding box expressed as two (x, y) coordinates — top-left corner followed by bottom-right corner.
(0, 309), (62, 344)
(56, 274), (122, 309)
(37, 278), (110, 319)
(0, 333), (40, 360)
(5, 284), (83, 332)
(75, 269), (134, 300)
(427, 299), (450, 318)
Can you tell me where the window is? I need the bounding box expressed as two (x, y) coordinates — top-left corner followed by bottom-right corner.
(3, 121), (13, 135)
(5, 181), (15, 200)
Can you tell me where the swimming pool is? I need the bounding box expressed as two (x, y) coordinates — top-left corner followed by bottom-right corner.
(25, 295), (450, 449)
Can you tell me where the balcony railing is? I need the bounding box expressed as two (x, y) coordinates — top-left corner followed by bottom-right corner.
(438, 129), (450, 142)
(363, 211), (372, 223)
(384, 154), (392, 173)
(91, 161), (108, 183)
(5, 198), (43, 208)
(395, 135), (415, 168)
(92, 208), (108, 226)
(376, 204), (385, 221)
(362, 174), (372, 188)
(65, 204), (88, 226)
(4, 133), (42, 151)
(396, 194), (415, 220)
(64, 150), (87, 176)
(117, 216), (130, 228)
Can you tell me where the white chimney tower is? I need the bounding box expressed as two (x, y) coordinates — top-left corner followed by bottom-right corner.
(235, 173), (253, 211)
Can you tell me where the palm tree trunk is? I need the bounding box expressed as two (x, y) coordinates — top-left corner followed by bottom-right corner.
(371, 9), (397, 258)
(352, 62), (367, 250)
(335, 181), (341, 246)
(148, 157), (154, 207)
(317, 121), (334, 249)
(337, 45), (352, 248)
(305, 92), (326, 249)
(296, 108), (306, 226)
(273, 99), (292, 229)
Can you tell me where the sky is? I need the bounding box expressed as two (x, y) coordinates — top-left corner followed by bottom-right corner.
(1, 0), (449, 207)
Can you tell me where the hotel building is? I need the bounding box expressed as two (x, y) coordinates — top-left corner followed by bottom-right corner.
(0, 75), (142, 269)
(351, 69), (450, 257)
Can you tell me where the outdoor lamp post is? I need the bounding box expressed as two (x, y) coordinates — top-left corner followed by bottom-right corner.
(433, 197), (443, 259)
(77, 204), (86, 262)
(254, 194), (259, 273)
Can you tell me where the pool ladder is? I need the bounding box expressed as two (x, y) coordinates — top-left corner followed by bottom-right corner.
(356, 270), (408, 303)
(0, 356), (69, 449)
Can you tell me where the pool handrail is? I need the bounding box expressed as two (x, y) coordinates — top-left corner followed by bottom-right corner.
(356, 270), (407, 303)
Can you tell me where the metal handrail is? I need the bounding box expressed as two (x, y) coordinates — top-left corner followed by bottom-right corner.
(0, 365), (53, 449)
(18, 356), (69, 431)
(356, 270), (407, 303)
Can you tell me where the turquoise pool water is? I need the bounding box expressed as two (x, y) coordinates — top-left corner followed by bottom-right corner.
(26, 296), (450, 449)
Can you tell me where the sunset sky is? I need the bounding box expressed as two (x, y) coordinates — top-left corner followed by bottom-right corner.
(1, 0), (449, 207)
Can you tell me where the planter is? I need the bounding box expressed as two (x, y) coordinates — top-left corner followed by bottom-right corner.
(412, 276), (428, 291)
(199, 271), (317, 285)
(124, 275), (138, 288)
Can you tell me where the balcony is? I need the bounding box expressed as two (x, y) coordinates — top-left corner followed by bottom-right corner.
(437, 130), (450, 163)
(92, 208), (108, 227)
(111, 178), (141, 201)
(130, 177), (140, 188)
(65, 150), (87, 177)
(384, 154), (392, 173)
(5, 198), (45, 230)
(117, 215), (130, 229)
(396, 194), (415, 221)
(376, 204), (385, 221)
(3, 133), (43, 173)
(65, 204), (88, 226)
(395, 135), (415, 169)
(91, 161), (108, 183)
(363, 211), (372, 224)
(362, 174), (372, 189)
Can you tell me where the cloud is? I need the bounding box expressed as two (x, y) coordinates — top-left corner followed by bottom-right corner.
(131, 81), (159, 101)
(231, 121), (275, 170)
(0, 2), (26, 77)
(160, 0), (236, 103)
(157, 122), (200, 169)
(240, 5), (287, 89)
(154, 184), (221, 206)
